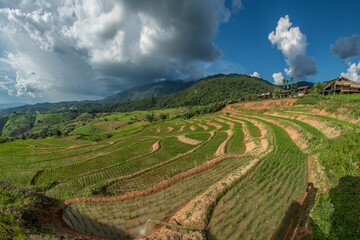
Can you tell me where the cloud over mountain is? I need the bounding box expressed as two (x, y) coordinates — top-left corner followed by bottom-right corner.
(272, 72), (284, 85)
(331, 34), (359, 59)
(0, 0), (232, 101)
(268, 15), (317, 80)
(250, 72), (260, 78)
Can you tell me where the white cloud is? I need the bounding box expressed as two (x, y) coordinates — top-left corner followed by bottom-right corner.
(250, 71), (260, 78)
(268, 15), (317, 79)
(272, 72), (284, 85)
(341, 61), (360, 83)
(0, 0), (234, 101)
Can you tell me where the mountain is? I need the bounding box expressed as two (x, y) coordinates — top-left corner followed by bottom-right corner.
(100, 74), (280, 112)
(0, 80), (193, 115)
(99, 80), (194, 104)
(297, 81), (314, 88)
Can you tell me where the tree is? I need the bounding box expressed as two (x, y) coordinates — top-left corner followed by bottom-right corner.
(314, 82), (324, 94)
(273, 88), (282, 98)
(55, 129), (62, 137)
(145, 112), (155, 122)
(159, 113), (168, 120)
(290, 77), (297, 95)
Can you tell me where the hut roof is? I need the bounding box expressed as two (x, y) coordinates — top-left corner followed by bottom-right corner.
(298, 86), (310, 90)
(324, 77), (360, 90)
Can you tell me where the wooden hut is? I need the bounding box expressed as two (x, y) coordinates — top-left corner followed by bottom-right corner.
(259, 92), (271, 100)
(280, 90), (290, 98)
(298, 86), (310, 94)
(323, 77), (360, 95)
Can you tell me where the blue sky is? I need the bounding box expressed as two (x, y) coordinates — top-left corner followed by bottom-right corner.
(206, 0), (360, 83)
(0, 0), (359, 104)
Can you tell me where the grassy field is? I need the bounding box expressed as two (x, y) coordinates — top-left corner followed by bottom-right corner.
(0, 97), (359, 239)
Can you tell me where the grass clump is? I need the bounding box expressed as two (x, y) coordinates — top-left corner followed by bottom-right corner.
(294, 94), (324, 105)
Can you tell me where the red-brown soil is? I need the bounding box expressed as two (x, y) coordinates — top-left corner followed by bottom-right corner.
(228, 99), (298, 111)
(151, 141), (160, 152)
(177, 135), (202, 145)
(198, 124), (209, 130)
(206, 120), (222, 129)
(177, 125), (185, 132)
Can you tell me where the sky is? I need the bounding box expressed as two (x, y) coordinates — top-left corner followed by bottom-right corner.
(0, 0), (359, 104)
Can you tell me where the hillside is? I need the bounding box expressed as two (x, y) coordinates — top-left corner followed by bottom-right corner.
(101, 74), (280, 112)
(100, 80), (194, 104)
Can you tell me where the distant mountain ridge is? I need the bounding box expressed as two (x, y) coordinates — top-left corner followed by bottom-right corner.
(99, 80), (194, 104)
(0, 80), (193, 115)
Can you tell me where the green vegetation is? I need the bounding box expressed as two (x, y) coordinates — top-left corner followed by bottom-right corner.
(0, 90), (359, 239)
(318, 133), (360, 185)
(207, 117), (307, 239)
(226, 121), (245, 155)
(0, 210), (28, 240)
(294, 94), (324, 105)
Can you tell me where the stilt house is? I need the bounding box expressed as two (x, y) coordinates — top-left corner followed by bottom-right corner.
(323, 77), (360, 95)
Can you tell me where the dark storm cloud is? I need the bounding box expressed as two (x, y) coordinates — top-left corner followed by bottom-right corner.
(0, 0), (232, 101)
(331, 34), (359, 59)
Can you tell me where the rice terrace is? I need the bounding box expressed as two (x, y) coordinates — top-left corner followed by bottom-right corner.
(1, 91), (359, 239)
(1, 1), (360, 240)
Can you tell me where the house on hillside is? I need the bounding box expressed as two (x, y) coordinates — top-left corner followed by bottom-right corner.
(259, 92), (271, 100)
(280, 90), (290, 98)
(323, 77), (360, 95)
(298, 86), (310, 96)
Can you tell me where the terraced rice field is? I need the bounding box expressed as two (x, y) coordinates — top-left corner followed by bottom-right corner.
(1, 101), (359, 240)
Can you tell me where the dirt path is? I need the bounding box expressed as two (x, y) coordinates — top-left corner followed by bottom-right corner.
(198, 124), (209, 130)
(156, 128), (161, 133)
(215, 118), (235, 129)
(220, 115), (266, 154)
(190, 125), (196, 131)
(206, 120), (222, 129)
(225, 117), (255, 154)
(177, 125), (185, 132)
(215, 129), (233, 156)
(177, 135), (202, 145)
(167, 126), (174, 133)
